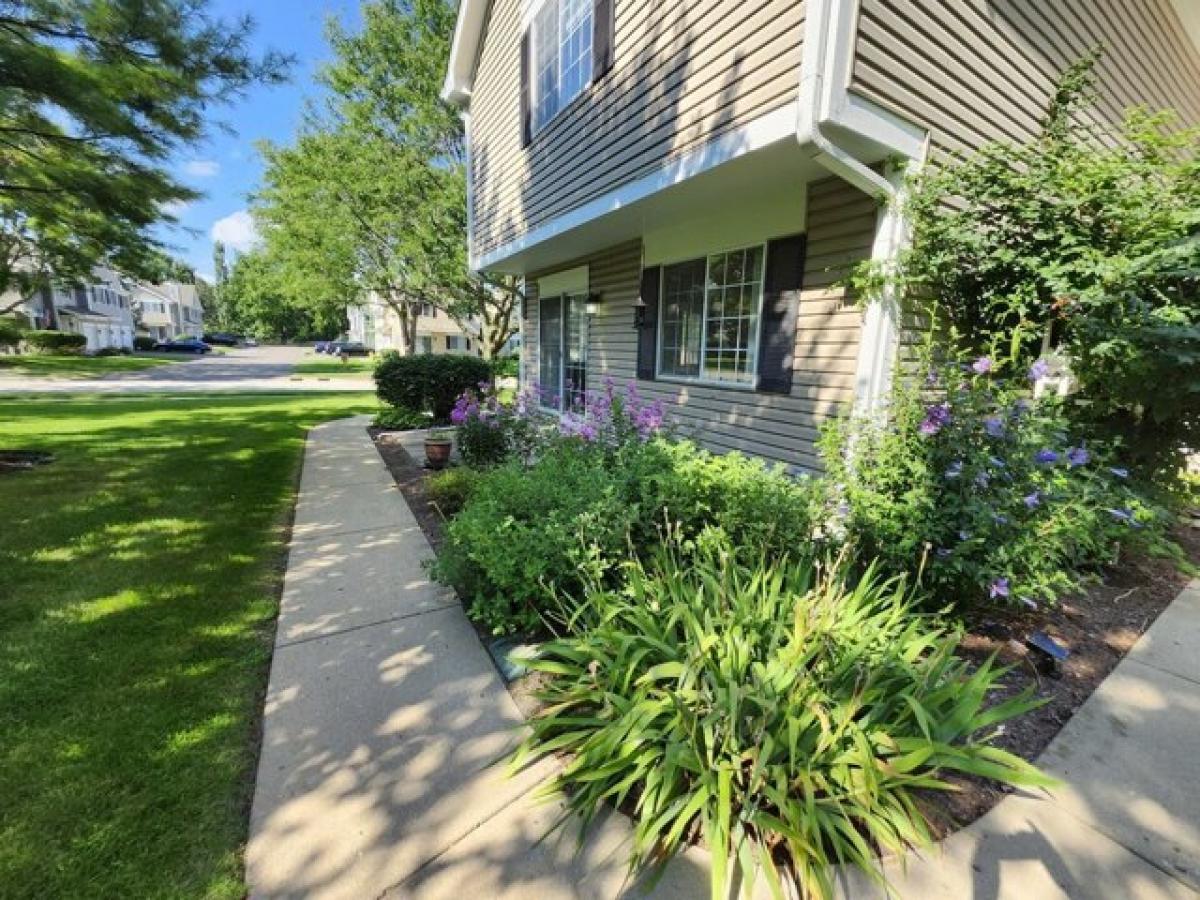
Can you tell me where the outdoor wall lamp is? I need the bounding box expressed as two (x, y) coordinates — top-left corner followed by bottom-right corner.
(632, 295), (647, 329)
(585, 292), (602, 317)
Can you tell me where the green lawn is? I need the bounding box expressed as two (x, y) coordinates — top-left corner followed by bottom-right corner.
(0, 353), (179, 378)
(292, 353), (376, 377)
(0, 392), (374, 898)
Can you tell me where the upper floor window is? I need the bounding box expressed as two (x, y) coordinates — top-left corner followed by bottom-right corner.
(658, 245), (764, 387)
(531, 0), (593, 133)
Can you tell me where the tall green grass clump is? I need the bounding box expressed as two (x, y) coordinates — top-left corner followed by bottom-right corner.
(514, 533), (1052, 899)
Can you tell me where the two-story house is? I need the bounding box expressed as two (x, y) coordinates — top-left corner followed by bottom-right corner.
(347, 294), (484, 355)
(131, 281), (203, 341)
(47, 267), (135, 351)
(444, 0), (1200, 471)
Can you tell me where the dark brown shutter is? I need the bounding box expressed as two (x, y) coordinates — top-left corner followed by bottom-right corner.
(636, 265), (660, 381)
(757, 233), (806, 394)
(519, 30), (532, 147)
(593, 0), (615, 81)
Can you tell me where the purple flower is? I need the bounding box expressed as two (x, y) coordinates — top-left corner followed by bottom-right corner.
(992, 512), (1009, 525)
(924, 369), (941, 388)
(450, 407), (467, 425)
(989, 578), (1010, 599)
(944, 460), (963, 479)
(1024, 491), (1042, 509)
(1028, 358), (1050, 382)
(983, 415), (1005, 438)
(1066, 446), (1090, 467)
(972, 356), (994, 375)
(1109, 466), (1129, 479)
(920, 402), (952, 436)
(1035, 449), (1060, 465)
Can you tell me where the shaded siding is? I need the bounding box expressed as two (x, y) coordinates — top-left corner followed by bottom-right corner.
(522, 178), (879, 472)
(470, 0), (806, 260)
(850, 0), (1200, 159)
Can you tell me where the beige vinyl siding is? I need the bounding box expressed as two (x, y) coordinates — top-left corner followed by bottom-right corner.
(850, 0), (1200, 159)
(470, 0), (806, 260)
(522, 178), (878, 472)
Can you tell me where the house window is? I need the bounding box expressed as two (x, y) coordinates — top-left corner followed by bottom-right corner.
(658, 245), (764, 386)
(419, 336), (433, 354)
(531, 0), (592, 133)
(539, 293), (587, 410)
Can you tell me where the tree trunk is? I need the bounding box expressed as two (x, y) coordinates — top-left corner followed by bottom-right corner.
(41, 285), (58, 330)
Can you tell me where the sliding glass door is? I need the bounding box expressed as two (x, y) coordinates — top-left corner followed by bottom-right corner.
(538, 292), (587, 410)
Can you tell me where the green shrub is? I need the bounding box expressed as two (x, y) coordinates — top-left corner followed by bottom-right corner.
(0, 320), (22, 348)
(821, 355), (1164, 609)
(431, 444), (643, 635)
(22, 330), (87, 353)
(95, 346), (128, 357)
(372, 405), (432, 430)
(514, 534), (1051, 900)
(426, 467), (480, 516)
(489, 353), (519, 379)
(374, 352), (491, 422)
(647, 439), (825, 554)
(133, 335), (156, 351)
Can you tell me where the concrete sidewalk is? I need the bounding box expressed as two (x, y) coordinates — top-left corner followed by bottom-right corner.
(248, 416), (1200, 899)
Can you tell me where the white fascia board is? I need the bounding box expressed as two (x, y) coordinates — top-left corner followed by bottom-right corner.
(471, 101), (799, 271)
(442, 0), (488, 105)
(536, 265), (588, 296)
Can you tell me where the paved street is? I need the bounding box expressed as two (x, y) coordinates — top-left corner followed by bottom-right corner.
(0, 345), (374, 393)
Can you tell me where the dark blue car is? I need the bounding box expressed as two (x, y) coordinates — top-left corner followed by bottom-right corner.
(153, 338), (211, 354)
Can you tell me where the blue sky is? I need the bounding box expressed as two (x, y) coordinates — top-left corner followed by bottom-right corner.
(154, 0), (361, 280)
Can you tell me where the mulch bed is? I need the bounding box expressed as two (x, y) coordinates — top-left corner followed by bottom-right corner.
(369, 428), (449, 554)
(367, 425), (1197, 834)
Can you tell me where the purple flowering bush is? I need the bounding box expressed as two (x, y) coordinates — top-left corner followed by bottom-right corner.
(434, 379), (826, 635)
(821, 356), (1164, 609)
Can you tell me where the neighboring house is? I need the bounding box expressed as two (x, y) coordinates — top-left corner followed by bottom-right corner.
(4, 267), (140, 351)
(133, 280), (203, 340)
(347, 294), (483, 355)
(443, 0), (1200, 471)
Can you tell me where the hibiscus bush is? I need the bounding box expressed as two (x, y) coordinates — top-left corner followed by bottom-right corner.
(821, 355), (1165, 609)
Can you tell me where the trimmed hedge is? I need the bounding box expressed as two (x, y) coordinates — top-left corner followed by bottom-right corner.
(133, 335), (156, 351)
(0, 321), (22, 348)
(23, 330), (87, 353)
(374, 352), (492, 422)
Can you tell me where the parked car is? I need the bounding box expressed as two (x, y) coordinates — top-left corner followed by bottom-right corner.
(313, 341), (332, 354)
(153, 338), (211, 354)
(203, 332), (240, 347)
(244, 337), (259, 347)
(328, 341), (371, 357)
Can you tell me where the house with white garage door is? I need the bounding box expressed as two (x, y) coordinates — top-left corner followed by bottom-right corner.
(443, 0), (1200, 471)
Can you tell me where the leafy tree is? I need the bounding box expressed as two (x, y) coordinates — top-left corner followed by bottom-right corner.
(877, 56), (1200, 477)
(219, 246), (344, 342)
(0, 0), (289, 314)
(253, 0), (518, 357)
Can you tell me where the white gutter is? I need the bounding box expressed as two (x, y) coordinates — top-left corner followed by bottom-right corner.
(796, 0), (894, 199)
(797, 0), (930, 411)
(441, 0), (488, 105)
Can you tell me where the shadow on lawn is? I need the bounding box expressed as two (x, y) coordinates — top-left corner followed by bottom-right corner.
(0, 395), (367, 898)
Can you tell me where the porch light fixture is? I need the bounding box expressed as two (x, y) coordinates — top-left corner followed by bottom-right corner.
(585, 293), (602, 317)
(632, 295), (648, 329)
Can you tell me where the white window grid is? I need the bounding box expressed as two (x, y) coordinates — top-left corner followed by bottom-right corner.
(531, 0), (592, 135)
(657, 245), (765, 388)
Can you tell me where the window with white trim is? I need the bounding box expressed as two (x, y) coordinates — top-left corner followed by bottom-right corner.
(531, 0), (593, 133)
(658, 245), (764, 386)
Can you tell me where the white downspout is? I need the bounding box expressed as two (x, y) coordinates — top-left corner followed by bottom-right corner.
(797, 0), (914, 411)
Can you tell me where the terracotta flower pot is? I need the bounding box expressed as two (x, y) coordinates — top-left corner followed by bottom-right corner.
(424, 438), (452, 470)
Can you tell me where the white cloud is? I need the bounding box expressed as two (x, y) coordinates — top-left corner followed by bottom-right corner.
(184, 159), (220, 178)
(210, 210), (260, 253)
